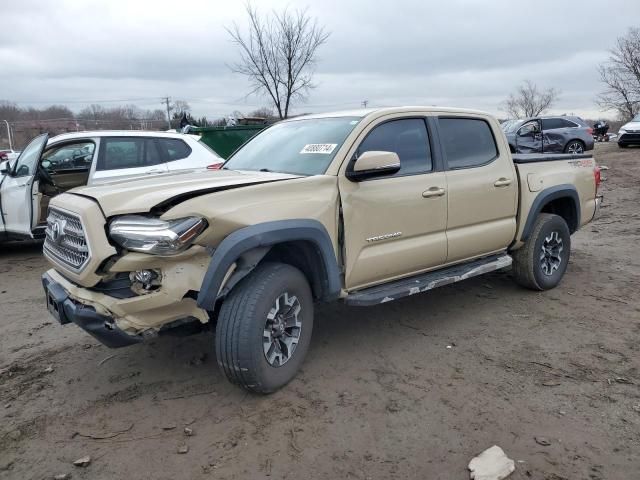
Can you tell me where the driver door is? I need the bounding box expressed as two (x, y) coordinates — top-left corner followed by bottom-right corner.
(0, 134), (49, 237)
(515, 120), (543, 153)
(338, 116), (448, 290)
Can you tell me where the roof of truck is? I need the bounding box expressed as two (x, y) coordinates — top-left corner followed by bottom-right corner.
(290, 106), (491, 121)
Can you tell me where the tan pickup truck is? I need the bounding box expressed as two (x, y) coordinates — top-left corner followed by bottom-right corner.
(41, 107), (603, 393)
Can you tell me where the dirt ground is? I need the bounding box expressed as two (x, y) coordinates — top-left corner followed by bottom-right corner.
(0, 142), (638, 480)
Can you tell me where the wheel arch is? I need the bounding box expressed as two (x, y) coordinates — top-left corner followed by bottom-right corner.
(521, 184), (580, 241)
(196, 219), (341, 311)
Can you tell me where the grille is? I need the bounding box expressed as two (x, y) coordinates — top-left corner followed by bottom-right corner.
(43, 208), (90, 271)
(621, 132), (640, 141)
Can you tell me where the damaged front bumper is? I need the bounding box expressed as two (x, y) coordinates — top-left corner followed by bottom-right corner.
(42, 272), (142, 348)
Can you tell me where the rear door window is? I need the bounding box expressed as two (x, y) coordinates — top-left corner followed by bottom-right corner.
(158, 138), (192, 162)
(542, 118), (564, 130)
(559, 119), (579, 128)
(356, 118), (432, 176)
(438, 118), (498, 169)
(97, 138), (165, 171)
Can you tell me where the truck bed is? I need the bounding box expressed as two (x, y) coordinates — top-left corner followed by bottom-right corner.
(512, 153), (592, 164)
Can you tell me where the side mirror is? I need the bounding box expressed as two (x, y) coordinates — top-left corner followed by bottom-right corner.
(347, 150), (401, 181)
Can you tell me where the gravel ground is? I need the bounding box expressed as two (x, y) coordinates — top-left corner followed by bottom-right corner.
(1, 142), (638, 480)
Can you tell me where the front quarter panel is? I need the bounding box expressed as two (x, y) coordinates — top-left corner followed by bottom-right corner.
(161, 174), (341, 254)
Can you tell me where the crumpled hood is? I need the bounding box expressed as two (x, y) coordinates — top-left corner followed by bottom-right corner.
(68, 169), (302, 216)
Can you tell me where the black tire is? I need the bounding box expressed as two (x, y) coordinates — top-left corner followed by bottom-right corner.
(618, 143), (628, 148)
(564, 140), (585, 154)
(215, 262), (313, 393)
(512, 213), (571, 291)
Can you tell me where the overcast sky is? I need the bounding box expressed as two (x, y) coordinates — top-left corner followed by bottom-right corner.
(1, 0), (639, 119)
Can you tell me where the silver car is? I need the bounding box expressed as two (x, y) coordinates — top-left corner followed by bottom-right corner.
(501, 116), (595, 154)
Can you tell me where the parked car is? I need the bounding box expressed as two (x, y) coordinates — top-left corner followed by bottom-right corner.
(0, 131), (221, 242)
(501, 116), (594, 154)
(617, 114), (640, 148)
(41, 106), (602, 393)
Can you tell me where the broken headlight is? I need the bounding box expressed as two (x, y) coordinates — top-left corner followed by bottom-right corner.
(109, 215), (207, 255)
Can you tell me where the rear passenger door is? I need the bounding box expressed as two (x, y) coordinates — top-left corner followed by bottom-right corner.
(438, 116), (518, 263)
(91, 137), (168, 183)
(541, 117), (567, 152)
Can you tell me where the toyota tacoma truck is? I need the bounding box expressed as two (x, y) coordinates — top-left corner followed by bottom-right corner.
(41, 107), (603, 393)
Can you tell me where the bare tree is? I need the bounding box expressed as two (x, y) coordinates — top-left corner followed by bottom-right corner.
(227, 4), (329, 119)
(173, 100), (191, 115)
(502, 80), (559, 119)
(248, 106), (275, 118)
(596, 27), (640, 121)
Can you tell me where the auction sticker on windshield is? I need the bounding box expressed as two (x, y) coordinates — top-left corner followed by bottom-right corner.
(300, 144), (338, 154)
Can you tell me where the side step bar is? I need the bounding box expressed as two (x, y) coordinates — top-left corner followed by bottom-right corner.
(345, 254), (512, 306)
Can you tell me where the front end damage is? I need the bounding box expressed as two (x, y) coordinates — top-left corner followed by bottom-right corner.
(41, 193), (211, 347)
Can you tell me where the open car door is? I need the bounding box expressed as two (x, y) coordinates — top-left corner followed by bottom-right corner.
(0, 133), (49, 238)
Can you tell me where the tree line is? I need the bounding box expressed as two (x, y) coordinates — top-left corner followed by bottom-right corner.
(0, 99), (276, 150)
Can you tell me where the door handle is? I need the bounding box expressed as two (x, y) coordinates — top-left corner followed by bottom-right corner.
(494, 178), (512, 187)
(422, 187), (446, 198)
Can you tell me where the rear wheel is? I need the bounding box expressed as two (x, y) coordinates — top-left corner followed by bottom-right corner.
(215, 262), (313, 393)
(512, 213), (571, 291)
(564, 140), (585, 154)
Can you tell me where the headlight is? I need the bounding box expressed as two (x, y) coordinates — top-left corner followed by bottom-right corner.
(619, 128), (627, 134)
(109, 216), (207, 255)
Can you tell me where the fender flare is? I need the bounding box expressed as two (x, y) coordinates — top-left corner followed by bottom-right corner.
(520, 184), (580, 241)
(196, 219), (341, 310)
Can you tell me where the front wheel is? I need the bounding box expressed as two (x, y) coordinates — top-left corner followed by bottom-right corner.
(564, 140), (585, 154)
(618, 143), (628, 148)
(512, 213), (571, 291)
(215, 262), (314, 393)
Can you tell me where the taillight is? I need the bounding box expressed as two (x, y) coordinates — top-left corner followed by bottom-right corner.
(594, 166), (601, 192)
(587, 127), (593, 135)
(207, 163), (223, 170)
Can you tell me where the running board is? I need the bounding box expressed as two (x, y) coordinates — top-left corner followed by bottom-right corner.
(345, 254), (512, 306)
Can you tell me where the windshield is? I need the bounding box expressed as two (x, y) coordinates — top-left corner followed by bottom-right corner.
(632, 114), (640, 122)
(224, 117), (361, 175)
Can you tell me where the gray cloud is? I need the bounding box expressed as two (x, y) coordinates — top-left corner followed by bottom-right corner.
(1, 0), (638, 119)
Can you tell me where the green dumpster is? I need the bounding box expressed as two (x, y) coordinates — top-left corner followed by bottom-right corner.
(189, 125), (267, 159)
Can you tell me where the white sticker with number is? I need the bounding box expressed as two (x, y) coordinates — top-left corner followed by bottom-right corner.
(300, 143), (338, 154)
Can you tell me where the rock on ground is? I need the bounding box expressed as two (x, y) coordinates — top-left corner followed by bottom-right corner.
(468, 445), (515, 480)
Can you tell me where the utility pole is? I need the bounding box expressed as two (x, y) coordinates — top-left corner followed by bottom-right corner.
(162, 96), (172, 130)
(361, 100), (369, 108)
(2, 120), (12, 150)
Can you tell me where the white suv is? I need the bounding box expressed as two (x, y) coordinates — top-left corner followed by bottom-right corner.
(0, 131), (221, 242)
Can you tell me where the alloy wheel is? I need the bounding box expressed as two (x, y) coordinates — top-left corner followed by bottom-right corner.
(540, 231), (563, 276)
(567, 142), (584, 154)
(263, 292), (302, 367)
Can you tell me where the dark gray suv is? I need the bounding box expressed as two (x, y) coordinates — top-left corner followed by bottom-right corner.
(501, 116), (594, 154)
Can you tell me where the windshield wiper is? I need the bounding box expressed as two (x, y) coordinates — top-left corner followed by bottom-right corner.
(259, 168), (271, 172)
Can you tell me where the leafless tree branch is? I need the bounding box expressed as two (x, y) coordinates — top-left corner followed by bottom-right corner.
(226, 3), (329, 119)
(501, 80), (559, 119)
(596, 27), (640, 121)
